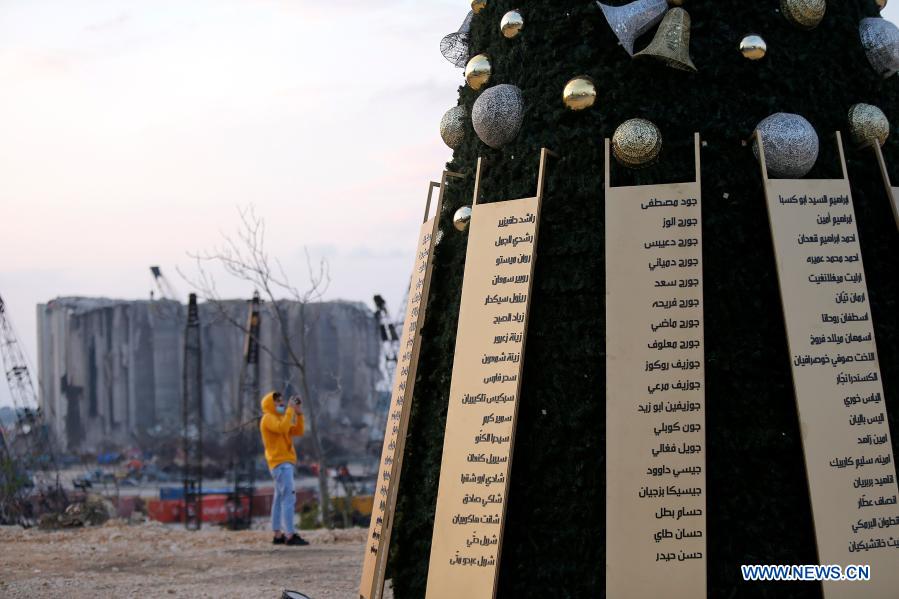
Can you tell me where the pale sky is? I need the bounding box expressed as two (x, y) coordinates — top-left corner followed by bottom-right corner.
(1, 3), (897, 409)
(0, 0), (464, 407)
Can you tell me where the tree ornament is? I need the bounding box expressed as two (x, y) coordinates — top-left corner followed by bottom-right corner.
(597, 0), (668, 57)
(465, 54), (492, 91)
(667, 0), (685, 5)
(440, 106), (468, 150)
(860, 17), (899, 78)
(562, 76), (597, 111)
(780, 0), (826, 30)
(612, 119), (662, 168)
(740, 34), (767, 60)
(453, 206), (473, 232)
(635, 8), (697, 72)
(877, 0), (888, 10)
(848, 103), (890, 147)
(440, 11), (474, 69)
(471, 0), (487, 15)
(472, 84), (524, 149)
(752, 113), (819, 178)
(500, 10), (524, 39)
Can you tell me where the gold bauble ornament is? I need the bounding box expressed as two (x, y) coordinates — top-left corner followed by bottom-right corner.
(667, 0), (685, 5)
(471, 0), (487, 14)
(877, 0), (888, 10)
(780, 0), (825, 30)
(453, 206), (473, 232)
(500, 10), (524, 38)
(465, 54), (492, 91)
(848, 103), (890, 147)
(562, 76), (597, 111)
(612, 119), (663, 168)
(740, 34), (767, 60)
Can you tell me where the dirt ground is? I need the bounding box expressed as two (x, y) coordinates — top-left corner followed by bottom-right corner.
(0, 521), (394, 598)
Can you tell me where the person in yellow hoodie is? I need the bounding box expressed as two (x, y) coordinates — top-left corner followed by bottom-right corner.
(260, 391), (308, 546)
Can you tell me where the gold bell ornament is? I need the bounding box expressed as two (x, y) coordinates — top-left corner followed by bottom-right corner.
(635, 7), (697, 72)
(597, 0), (668, 56)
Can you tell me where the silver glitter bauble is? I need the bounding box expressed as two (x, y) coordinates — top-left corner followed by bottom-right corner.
(472, 84), (524, 149)
(848, 103), (890, 147)
(780, 0), (826, 30)
(752, 113), (819, 178)
(612, 118), (663, 168)
(597, 0), (668, 56)
(440, 106), (468, 150)
(860, 17), (899, 78)
(453, 206), (473, 231)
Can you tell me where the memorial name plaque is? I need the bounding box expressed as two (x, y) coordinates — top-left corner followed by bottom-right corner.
(425, 151), (552, 599)
(758, 133), (899, 599)
(604, 135), (707, 599)
(360, 174), (461, 599)
(868, 143), (899, 232)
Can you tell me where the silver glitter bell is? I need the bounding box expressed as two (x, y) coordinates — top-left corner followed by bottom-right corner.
(860, 17), (899, 78)
(472, 84), (524, 149)
(440, 11), (474, 69)
(752, 113), (820, 179)
(597, 0), (668, 56)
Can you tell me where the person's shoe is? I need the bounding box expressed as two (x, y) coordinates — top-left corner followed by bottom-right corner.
(273, 535), (286, 545)
(285, 534), (309, 546)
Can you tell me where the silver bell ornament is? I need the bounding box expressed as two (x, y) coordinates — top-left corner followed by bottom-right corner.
(440, 106), (468, 150)
(472, 84), (524, 149)
(453, 206), (473, 232)
(597, 0), (668, 56)
(440, 11), (473, 69)
(860, 17), (899, 78)
(752, 113), (819, 178)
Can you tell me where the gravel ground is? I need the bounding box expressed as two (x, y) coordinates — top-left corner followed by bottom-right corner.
(0, 522), (393, 599)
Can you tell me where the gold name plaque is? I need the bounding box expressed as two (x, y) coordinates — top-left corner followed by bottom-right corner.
(425, 150), (553, 599)
(757, 132), (899, 599)
(359, 173), (461, 599)
(604, 134), (707, 599)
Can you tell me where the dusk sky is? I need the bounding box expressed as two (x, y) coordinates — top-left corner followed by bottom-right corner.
(1, 2), (897, 408)
(0, 0), (462, 408)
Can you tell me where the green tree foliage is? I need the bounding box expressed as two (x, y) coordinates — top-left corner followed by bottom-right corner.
(390, 1), (898, 596)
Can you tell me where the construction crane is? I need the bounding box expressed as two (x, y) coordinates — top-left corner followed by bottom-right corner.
(368, 293), (404, 456)
(0, 293), (65, 525)
(150, 266), (181, 302)
(228, 291), (262, 531)
(0, 294), (40, 433)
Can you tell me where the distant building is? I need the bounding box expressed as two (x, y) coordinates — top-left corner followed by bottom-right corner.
(36, 297), (382, 458)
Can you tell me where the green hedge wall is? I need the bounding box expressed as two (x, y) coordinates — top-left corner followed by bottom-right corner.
(389, 1), (899, 597)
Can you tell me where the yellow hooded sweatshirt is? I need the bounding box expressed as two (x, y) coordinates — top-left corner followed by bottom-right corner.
(259, 392), (305, 471)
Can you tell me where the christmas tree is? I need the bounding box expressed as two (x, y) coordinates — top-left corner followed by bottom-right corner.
(389, 1), (899, 596)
